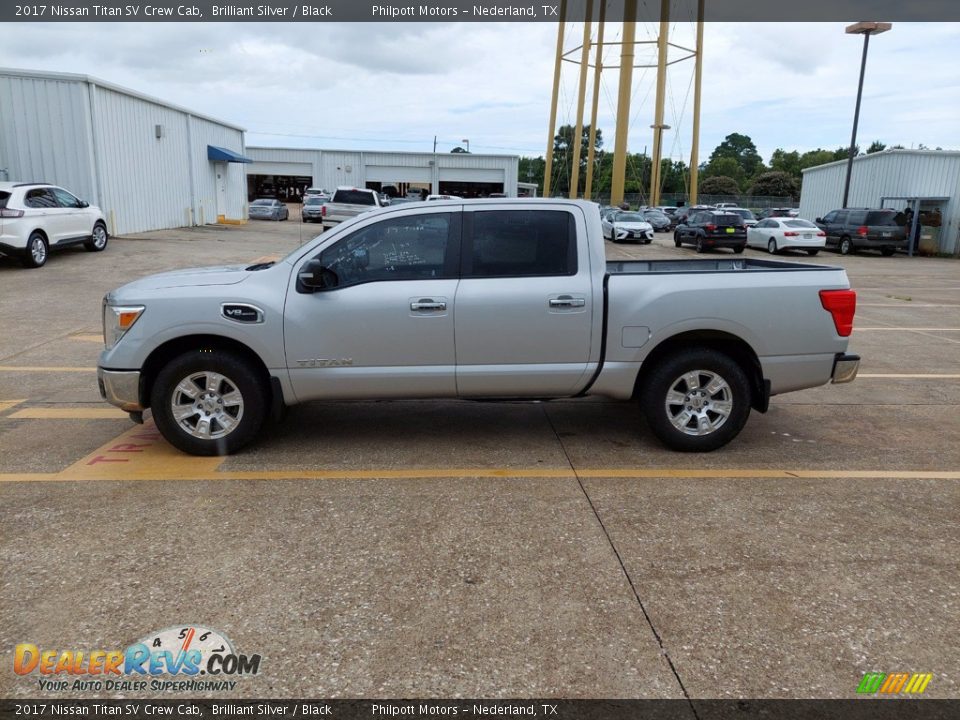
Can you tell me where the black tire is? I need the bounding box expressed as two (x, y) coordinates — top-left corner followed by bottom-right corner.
(839, 236), (854, 255)
(150, 349), (268, 456)
(644, 238), (653, 244)
(767, 238), (778, 254)
(880, 247), (895, 257)
(640, 348), (752, 452)
(22, 232), (48, 268)
(733, 245), (745, 254)
(806, 249), (819, 256)
(695, 236), (705, 253)
(674, 232), (682, 248)
(84, 222), (108, 252)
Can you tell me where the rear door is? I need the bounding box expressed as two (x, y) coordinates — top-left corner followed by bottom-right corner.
(23, 188), (65, 243)
(454, 206), (595, 397)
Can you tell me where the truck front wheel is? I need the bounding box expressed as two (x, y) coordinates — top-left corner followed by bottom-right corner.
(640, 349), (752, 452)
(151, 350), (268, 456)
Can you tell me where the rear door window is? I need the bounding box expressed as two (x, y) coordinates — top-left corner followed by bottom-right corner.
(332, 190), (377, 205)
(833, 211), (848, 225)
(866, 211), (898, 226)
(847, 211), (867, 225)
(465, 210), (576, 278)
(24, 188), (58, 209)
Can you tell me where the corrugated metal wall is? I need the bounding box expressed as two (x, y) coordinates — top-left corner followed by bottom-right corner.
(0, 75), (98, 204)
(800, 151), (960, 254)
(1, 69), (248, 235)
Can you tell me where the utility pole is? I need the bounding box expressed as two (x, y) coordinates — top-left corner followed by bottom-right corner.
(584, 2), (606, 201)
(543, 0), (567, 197)
(569, 0), (594, 199)
(688, 0), (704, 206)
(610, 1), (637, 207)
(649, 0), (670, 208)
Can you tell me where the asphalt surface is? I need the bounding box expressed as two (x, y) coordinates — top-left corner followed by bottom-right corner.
(1, 210), (958, 701)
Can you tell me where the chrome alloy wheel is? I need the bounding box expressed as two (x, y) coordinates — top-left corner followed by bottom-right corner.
(664, 370), (733, 436)
(31, 237), (47, 264)
(170, 371), (244, 439)
(92, 225), (107, 249)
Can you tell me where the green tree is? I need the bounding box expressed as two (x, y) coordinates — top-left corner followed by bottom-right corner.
(702, 156), (746, 187)
(551, 124), (603, 196)
(866, 140), (886, 154)
(769, 149), (801, 178)
(518, 156), (546, 193)
(708, 133), (763, 177)
(833, 145), (859, 161)
(699, 176), (740, 196)
(748, 171), (799, 199)
(799, 149), (836, 171)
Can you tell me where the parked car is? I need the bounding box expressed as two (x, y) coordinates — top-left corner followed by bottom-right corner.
(728, 208), (758, 228)
(426, 194), (463, 202)
(602, 211), (654, 243)
(97, 199), (859, 456)
(0, 182), (108, 268)
(248, 199), (288, 221)
(715, 202), (739, 209)
(747, 218), (826, 255)
(641, 209), (672, 232)
(814, 208), (907, 256)
(321, 187), (384, 231)
(674, 210), (747, 253)
(301, 196), (327, 223)
(303, 187), (329, 200)
(675, 204), (715, 226)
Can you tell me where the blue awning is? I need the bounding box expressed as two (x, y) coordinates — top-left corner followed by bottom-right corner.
(207, 145), (252, 163)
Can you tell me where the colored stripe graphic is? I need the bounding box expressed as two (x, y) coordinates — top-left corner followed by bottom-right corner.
(858, 671), (932, 695)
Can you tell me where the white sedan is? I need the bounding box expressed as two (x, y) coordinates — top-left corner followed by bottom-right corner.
(602, 211), (654, 244)
(747, 217), (826, 256)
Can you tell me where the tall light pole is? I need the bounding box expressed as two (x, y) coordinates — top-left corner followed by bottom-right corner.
(462, 139), (470, 153)
(842, 21), (891, 209)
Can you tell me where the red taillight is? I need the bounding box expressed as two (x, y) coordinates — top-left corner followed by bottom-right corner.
(0, 208), (24, 218)
(321, 205), (327, 216)
(705, 224), (717, 231)
(819, 289), (856, 337)
(783, 231), (799, 237)
(817, 231), (826, 237)
(856, 225), (868, 237)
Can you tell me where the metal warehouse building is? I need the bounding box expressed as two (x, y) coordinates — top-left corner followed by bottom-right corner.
(246, 146), (520, 201)
(800, 149), (960, 256)
(0, 68), (250, 235)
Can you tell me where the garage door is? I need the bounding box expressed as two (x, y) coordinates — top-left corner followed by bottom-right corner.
(248, 161), (313, 177)
(366, 165), (432, 183)
(439, 168), (505, 183)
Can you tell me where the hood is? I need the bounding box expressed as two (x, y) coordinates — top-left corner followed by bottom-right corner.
(111, 265), (252, 296)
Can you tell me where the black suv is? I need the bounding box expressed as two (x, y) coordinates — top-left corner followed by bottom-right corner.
(815, 208), (907, 256)
(674, 210), (747, 253)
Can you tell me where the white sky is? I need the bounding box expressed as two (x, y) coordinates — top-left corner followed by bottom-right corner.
(2, 21), (958, 162)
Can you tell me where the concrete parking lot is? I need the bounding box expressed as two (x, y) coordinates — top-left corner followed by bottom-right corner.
(1, 213), (958, 701)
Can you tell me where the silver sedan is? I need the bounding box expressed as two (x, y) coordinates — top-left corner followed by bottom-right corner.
(248, 199), (289, 221)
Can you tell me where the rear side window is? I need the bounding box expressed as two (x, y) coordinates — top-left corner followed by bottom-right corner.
(0, 192), (9, 209)
(332, 190), (377, 205)
(466, 210), (576, 278)
(866, 211), (898, 226)
(847, 211), (867, 225)
(24, 188), (58, 209)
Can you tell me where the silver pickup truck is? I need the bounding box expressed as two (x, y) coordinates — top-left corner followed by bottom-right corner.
(98, 199), (859, 456)
(320, 186), (383, 232)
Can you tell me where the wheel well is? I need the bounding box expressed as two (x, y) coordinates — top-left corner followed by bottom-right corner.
(139, 334), (272, 409)
(29, 228), (49, 242)
(632, 331), (767, 411)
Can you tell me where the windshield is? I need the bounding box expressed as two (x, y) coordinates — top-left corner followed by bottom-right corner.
(732, 209), (755, 220)
(784, 219), (817, 229)
(251, 199), (273, 206)
(866, 211), (898, 226)
(304, 197), (325, 205)
(644, 211), (668, 220)
(616, 213), (646, 222)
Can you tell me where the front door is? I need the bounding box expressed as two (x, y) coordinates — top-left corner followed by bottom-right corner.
(455, 206), (595, 397)
(215, 162), (227, 222)
(285, 209), (462, 401)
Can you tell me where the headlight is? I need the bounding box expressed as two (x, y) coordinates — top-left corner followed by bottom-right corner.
(103, 302), (145, 349)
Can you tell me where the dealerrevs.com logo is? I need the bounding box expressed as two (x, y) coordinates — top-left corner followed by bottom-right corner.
(14, 626), (262, 693)
(857, 672), (933, 696)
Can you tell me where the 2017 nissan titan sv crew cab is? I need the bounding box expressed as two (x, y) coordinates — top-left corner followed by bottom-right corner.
(98, 200), (860, 456)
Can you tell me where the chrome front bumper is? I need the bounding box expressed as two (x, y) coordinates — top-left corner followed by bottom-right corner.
(98, 368), (144, 411)
(831, 353), (860, 384)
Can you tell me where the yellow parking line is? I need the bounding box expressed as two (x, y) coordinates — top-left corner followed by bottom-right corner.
(0, 366), (94, 372)
(9, 408), (129, 420)
(0, 400), (26, 414)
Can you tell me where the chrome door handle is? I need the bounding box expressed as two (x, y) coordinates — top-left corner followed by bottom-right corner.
(549, 296), (585, 308)
(411, 300), (446, 311)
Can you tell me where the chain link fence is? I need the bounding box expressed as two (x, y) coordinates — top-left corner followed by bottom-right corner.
(586, 193), (798, 211)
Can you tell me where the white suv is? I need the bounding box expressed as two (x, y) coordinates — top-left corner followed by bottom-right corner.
(0, 182), (108, 268)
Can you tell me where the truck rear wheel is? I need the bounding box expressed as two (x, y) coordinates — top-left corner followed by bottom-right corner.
(640, 348), (752, 452)
(151, 350), (267, 456)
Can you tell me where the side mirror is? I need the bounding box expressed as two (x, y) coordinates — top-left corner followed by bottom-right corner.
(815, 218), (823, 224)
(79, 200), (89, 208)
(297, 259), (338, 293)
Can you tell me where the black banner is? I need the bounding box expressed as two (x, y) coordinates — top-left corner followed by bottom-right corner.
(2, 700), (960, 720)
(2, 0), (960, 23)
